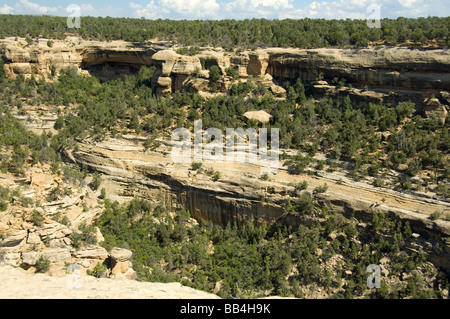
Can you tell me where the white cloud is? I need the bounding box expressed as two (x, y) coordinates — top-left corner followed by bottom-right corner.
(15, 0), (58, 15)
(398, 0), (420, 8)
(225, 0), (293, 18)
(81, 4), (95, 12)
(130, 0), (220, 19)
(76, 3), (126, 17)
(0, 4), (14, 14)
(279, 0), (372, 19)
(160, 0), (220, 18)
(131, 1), (161, 19)
(277, 0), (450, 20)
(129, 2), (143, 10)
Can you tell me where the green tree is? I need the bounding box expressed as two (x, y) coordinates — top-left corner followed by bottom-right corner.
(99, 187), (106, 199)
(209, 65), (222, 83)
(54, 116), (64, 130)
(90, 172), (102, 191)
(225, 66), (239, 80)
(35, 256), (50, 273)
(0, 55), (4, 81)
(128, 111), (140, 131)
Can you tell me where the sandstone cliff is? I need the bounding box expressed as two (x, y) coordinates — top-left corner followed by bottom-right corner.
(0, 156), (221, 299)
(2, 38), (449, 120)
(0, 37), (170, 81)
(0, 161), (138, 280)
(66, 136), (450, 273)
(148, 46), (450, 121)
(2, 37), (450, 298)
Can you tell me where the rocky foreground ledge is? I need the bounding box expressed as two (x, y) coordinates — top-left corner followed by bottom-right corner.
(0, 263), (220, 299)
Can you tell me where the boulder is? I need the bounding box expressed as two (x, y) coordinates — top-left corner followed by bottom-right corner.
(0, 230), (28, 248)
(111, 260), (129, 276)
(157, 76), (172, 88)
(243, 110), (272, 123)
(72, 245), (109, 259)
(110, 259), (136, 280)
(77, 260), (91, 268)
(21, 251), (40, 265)
(151, 50), (178, 76)
(30, 172), (53, 187)
(110, 247), (132, 263)
(424, 97), (448, 124)
(41, 247), (72, 262)
(26, 232), (42, 245)
(110, 247), (134, 279)
(269, 83), (286, 95)
(155, 76), (173, 96)
(0, 252), (21, 266)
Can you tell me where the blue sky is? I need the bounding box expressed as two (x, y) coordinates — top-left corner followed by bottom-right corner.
(0, 0), (449, 20)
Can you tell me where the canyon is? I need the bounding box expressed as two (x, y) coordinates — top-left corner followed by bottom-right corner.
(1, 36), (450, 298)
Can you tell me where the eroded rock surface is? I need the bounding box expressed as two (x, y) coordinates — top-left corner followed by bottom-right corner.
(2, 38), (448, 120)
(68, 137), (450, 272)
(0, 263), (219, 299)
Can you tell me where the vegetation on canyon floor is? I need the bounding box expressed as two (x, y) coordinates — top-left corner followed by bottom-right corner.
(95, 196), (448, 298)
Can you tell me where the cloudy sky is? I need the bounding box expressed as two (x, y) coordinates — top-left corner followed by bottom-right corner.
(0, 0), (449, 20)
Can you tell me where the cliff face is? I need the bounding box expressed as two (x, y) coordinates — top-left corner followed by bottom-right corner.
(0, 37), (170, 81)
(148, 46), (450, 100)
(265, 47), (450, 117)
(66, 136), (450, 272)
(2, 38), (449, 237)
(0, 160), (139, 282)
(3, 37), (449, 109)
(266, 47), (450, 89)
(1, 37), (82, 79)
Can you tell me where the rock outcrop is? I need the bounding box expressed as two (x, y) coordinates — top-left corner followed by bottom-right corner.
(265, 47), (450, 120)
(109, 247), (136, 279)
(266, 47), (450, 90)
(423, 96), (448, 124)
(243, 110), (272, 123)
(147, 46), (449, 120)
(2, 38), (449, 120)
(0, 263), (219, 299)
(0, 37), (170, 81)
(0, 160), (135, 280)
(67, 136), (450, 272)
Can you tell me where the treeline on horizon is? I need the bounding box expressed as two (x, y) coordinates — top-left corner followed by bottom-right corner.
(0, 14), (449, 48)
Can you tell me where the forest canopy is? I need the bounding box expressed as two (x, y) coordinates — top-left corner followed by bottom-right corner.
(0, 14), (449, 49)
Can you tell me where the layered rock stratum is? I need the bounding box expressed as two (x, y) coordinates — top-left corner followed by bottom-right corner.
(1, 37), (449, 120)
(1, 36), (450, 298)
(67, 137), (450, 272)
